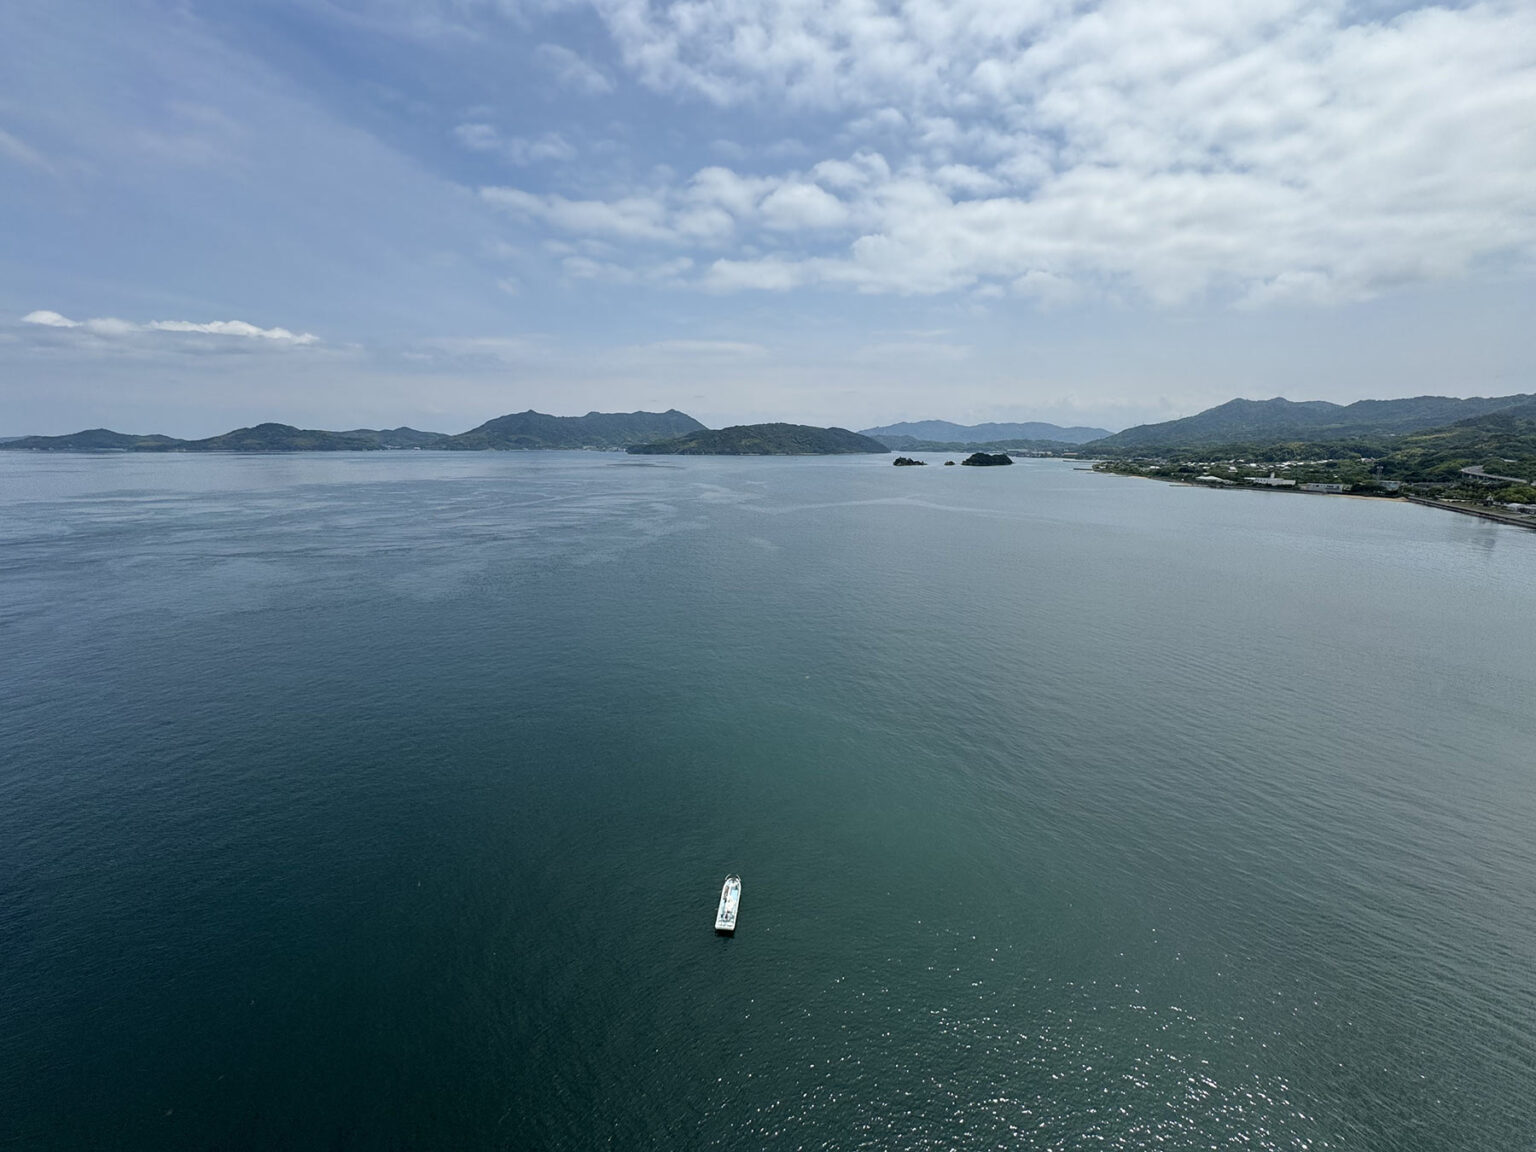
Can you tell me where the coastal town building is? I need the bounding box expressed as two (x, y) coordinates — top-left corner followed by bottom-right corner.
(1301, 482), (1351, 493)
(1247, 472), (1296, 488)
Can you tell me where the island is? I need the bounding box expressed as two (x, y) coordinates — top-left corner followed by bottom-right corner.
(0, 410), (707, 453)
(959, 452), (1014, 466)
(892, 456), (927, 466)
(626, 423), (889, 455)
(442, 409), (704, 450)
(0, 423), (436, 452)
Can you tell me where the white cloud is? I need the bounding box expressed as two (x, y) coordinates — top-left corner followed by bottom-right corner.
(453, 123), (575, 165)
(758, 183), (850, 231)
(481, 186), (674, 241)
(553, 0), (1536, 305)
(536, 43), (613, 95)
(20, 311), (319, 344)
(561, 254), (694, 283)
(148, 319), (319, 342)
(703, 257), (810, 292)
(931, 164), (1004, 197)
(22, 310), (78, 327)
(85, 317), (141, 336)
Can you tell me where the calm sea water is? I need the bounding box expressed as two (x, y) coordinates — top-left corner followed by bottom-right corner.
(2, 451), (1533, 1150)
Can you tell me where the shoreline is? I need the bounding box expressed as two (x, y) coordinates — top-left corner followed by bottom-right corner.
(1097, 468), (1536, 531)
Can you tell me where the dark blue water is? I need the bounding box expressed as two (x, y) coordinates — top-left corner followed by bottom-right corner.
(2, 452), (1534, 1150)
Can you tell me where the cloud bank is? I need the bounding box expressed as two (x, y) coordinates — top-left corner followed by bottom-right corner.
(472, 0), (1536, 306)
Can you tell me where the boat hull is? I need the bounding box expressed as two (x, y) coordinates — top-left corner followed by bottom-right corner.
(714, 875), (741, 935)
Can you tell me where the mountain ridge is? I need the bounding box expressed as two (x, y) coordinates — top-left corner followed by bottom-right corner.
(861, 419), (1111, 445)
(1088, 394), (1535, 452)
(1, 410), (704, 453)
(627, 423), (888, 455)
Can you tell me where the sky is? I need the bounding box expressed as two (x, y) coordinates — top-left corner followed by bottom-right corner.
(2, 0), (1534, 437)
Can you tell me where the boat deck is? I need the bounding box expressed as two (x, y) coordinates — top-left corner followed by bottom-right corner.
(715, 875), (741, 935)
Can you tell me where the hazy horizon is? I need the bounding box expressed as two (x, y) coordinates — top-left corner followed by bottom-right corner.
(14, 386), (1536, 443)
(4, 0), (1533, 437)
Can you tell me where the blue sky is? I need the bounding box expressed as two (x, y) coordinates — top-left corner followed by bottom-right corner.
(2, 0), (1534, 436)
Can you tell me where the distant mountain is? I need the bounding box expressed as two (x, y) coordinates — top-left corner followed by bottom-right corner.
(338, 427), (451, 448)
(1089, 394), (1535, 452)
(444, 409), (705, 450)
(874, 435), (1079, 453)
(178, 424), (395, 451)
(861, 420), (1111, 446)
(0, 411), (706, 453)
(628, 423), (889, 455)
(0, 424), (452, 452)
(1, 428), (188, 451)
(1368, 399), (1536, 482)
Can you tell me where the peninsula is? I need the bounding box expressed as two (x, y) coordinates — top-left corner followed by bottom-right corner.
(1085, 393), (1536, 528)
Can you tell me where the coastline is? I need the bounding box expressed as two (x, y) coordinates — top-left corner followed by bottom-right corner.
(1096, 468), (1536, 531)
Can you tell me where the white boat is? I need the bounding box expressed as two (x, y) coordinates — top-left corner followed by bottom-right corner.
(714, 875), (741, 935)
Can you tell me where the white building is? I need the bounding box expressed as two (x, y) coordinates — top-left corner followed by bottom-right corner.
(1247, 472), (1296, 488)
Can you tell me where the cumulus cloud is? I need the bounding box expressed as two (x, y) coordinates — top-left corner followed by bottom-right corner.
(759, 183), (850, 230)
(21, 311), (319, 344)
(22, 310), (78, 327)
(472, 0), (1536, 306)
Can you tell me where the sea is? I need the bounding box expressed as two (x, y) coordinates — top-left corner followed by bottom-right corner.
(1, 451), (1533, 1150)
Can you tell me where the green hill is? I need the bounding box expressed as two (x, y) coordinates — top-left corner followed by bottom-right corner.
(175, 424), (389, 451)
(337, 427), (451, 448)
(0, 423), (448, 452)
(1, 411), (704, 453)
(1370, 401), (1536, 482)
(1095, 399), (1536, 489)
(628, 423), (889, 455)
(2, 428), (187, 450)
(444, 409), (704, 450)
(1090, 394), (1534, 452)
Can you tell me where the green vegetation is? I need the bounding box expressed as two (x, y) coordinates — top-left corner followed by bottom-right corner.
(338, 427), (452, 448)
(1088, 393), (1534, 452)
(627, 423), (889, 455)
(443, 409), (704, 450)
(1, 410), (707, 453)
(181, 424), (394, 451)
(2, 428), (187, 451)
(0, 423), (401, 452)
(1092, 401), (1536, 507)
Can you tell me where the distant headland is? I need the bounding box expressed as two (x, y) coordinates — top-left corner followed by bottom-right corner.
(1, 410), (708, 454)
(626, 424), (887, 456)
(1, 412), (899, 457)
